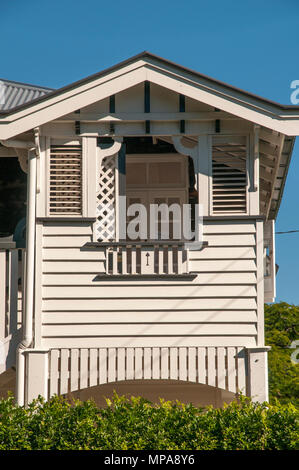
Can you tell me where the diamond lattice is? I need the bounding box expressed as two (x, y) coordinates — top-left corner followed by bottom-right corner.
(96, 155), (116, 241)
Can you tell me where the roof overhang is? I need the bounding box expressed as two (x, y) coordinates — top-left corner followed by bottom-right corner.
(0, 52), (297, 221)
(1, 52), (299, 140)
(268, 135), (295, 219)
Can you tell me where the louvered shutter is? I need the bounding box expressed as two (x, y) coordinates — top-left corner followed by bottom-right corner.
(212, 140), (247, 213)
(49, 144), (82, 215)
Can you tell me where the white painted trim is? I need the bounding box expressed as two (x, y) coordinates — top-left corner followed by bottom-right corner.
(45, 137), (50, 217)
(16, 149), (37, 406)
(264, 220), (276, 302)
(34, 223), (43, 349)
(1, 59), (299, 138)
(40, 121), (252, 138)
(83, 136), (97, 218)
(115, 154), (119, 242)
(82, 137), (88, 217)
(57, 111), (238, 122)
(256, 219), (265, 346)
(247, 348), (269, 402)
(98, 138), (123, 163)
(36, 136), (46, 217)
(266, 134), (285, 219)
(46, 346), (247, 397)
(199, 135), (211, 216)
(248, 128), (260, 215)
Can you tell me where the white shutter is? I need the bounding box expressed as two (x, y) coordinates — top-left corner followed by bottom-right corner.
(49, 144), (82, 215)
(212, 139), (247, 213)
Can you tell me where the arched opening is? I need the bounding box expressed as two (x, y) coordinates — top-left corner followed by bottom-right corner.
(65, 379), (237, 408)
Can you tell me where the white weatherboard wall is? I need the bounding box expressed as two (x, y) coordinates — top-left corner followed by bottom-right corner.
(37, 219), (260, 350)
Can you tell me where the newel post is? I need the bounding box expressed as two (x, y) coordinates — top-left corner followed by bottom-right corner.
(25, 350), (49, 404)
(246, 346), (271, 403)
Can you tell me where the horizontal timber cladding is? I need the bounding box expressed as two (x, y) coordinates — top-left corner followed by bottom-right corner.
(40, 219), (258, 349)
(48, 346), (247, 397)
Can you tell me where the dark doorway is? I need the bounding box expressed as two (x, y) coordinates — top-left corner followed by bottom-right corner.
(0, 158), (27, 237)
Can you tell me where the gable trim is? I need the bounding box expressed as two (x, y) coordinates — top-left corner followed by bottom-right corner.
(1, 53), (299, 139)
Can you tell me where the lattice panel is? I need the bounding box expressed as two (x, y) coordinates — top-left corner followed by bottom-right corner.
(96, 155), (116, 241)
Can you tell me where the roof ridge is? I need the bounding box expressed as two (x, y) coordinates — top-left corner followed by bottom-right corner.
(1, 51), (299, 115)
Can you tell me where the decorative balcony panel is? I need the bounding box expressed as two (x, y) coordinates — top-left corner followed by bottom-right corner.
(48, 346), (247, 397)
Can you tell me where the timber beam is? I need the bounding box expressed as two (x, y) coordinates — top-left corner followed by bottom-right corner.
(260, 154), (276, 169)
(259, 129), (281, 146)
(266, 134), (285, 218)
(55, 111), (238, 123)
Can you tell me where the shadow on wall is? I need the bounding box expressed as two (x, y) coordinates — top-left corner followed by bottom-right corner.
(0, 374), (237, 408)
(65, 380), (237, 408)
(0, 368), (16, 400)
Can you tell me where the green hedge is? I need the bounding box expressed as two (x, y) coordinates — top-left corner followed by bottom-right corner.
(265, 302), (299, 407)
(0, 393), (298, 450)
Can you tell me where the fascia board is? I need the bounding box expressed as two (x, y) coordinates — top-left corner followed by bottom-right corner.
(1, 58), (299, 138)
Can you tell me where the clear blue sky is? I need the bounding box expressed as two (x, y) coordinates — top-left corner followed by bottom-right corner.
(1, 0), (299, 304)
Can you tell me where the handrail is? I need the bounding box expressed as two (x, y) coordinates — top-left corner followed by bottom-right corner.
(83, 241), (209, 248)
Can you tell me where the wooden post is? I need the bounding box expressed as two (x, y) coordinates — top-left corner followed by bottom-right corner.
(249, 125), (260, 215)
(167, 245), (174, 274)
(0, 250), (6, 339)
(247, 347), (270, 402)
(112, 246), (118, 275)
(131, 245), (137, 274)
(82, 136), (97, 218)
(177, 245), (182, 274)
(197, 135), (211, 216)
(121, 247), (127, 275)
(9, 249), (18, 335)
(26, 350), (49, 404)
(158, 246), (164, 274)
(172, 135), (211, 216)
(256, 219), (265, 346)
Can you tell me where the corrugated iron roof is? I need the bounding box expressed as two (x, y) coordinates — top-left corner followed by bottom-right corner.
(0, 78), (53, 111)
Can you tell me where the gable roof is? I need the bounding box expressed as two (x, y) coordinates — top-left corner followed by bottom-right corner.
(0, 78), (53, 111)
(1, 51), (298, 115)
(0, 52), (297, 220)
(1, 51), (299, 139)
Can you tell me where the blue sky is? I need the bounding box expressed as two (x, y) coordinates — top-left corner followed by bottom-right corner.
(1, 0), (299, 304)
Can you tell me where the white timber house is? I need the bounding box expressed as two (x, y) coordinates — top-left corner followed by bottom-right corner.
(0, 52), (297, 407)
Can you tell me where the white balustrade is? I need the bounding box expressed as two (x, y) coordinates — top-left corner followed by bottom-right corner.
(0, 248), (26, 339)
(48, 346), (247, 397)
(105, 242), (188, 275)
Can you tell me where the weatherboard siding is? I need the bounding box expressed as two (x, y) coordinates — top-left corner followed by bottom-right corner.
(38, 219), (259, 349)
